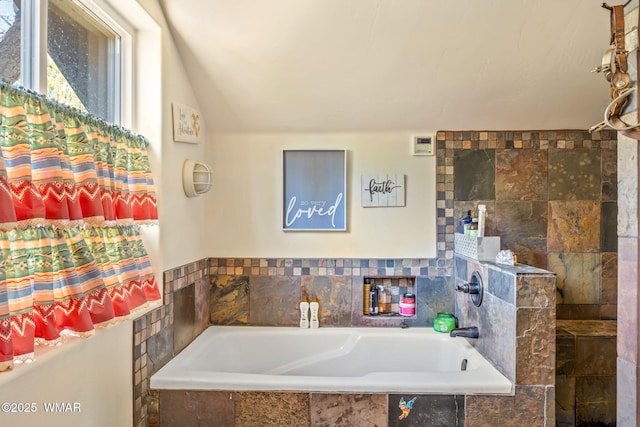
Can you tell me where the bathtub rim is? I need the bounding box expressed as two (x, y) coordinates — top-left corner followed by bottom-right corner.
(150, 325), (514, 395)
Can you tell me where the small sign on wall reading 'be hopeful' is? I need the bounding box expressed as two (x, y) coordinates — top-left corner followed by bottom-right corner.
(172, 102), (202, 144)
(361, 174), (405, 207)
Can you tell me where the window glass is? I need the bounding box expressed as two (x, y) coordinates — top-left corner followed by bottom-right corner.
(47, 0), (119, 122)
(0, 0), (21, 84)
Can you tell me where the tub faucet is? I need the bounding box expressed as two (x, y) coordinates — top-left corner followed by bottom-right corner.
(449, 326), (479, 339)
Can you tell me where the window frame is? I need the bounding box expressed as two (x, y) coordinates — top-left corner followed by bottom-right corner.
(19, 0), (133, 126)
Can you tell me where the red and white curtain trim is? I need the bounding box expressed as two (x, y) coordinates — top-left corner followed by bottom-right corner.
(0, 80), (161, 372)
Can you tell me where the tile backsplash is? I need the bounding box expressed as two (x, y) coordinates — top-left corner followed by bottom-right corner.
(208, 257), (454, 328)
(439, 130), (618, 320)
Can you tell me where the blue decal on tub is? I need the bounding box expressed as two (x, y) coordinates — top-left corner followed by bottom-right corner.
(398, 396), (417, 420)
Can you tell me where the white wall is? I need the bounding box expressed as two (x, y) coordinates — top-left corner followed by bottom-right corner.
(0, 322), (132, 427)
(137, 1), (210, 272)
(208, 132), (437, 258)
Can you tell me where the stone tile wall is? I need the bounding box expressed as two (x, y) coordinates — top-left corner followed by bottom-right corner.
(556, 320), (617, 426)
(439, 130), (618, 320)
(208, 258), (454, 328)
(133, 259), (210, 427)
(454, 255), (556, 426)
(157, 388), (562, 426)
(157, 391), (526, 427)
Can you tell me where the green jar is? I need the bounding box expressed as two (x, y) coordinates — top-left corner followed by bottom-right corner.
(433, 312), (456, 333)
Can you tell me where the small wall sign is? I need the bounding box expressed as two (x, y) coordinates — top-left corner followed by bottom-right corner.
(172, 102), (202, 143)
(361, 174), (405, 207)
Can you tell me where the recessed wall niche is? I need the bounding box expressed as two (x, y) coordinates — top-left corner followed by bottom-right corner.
(362, 276), (415, 317)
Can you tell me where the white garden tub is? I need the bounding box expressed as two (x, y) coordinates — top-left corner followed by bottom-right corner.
(150, 326), (512, 394)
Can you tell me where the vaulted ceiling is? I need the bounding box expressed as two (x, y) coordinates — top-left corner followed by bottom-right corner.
(160, 0), (615, 133)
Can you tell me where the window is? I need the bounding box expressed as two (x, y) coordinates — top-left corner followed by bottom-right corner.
(0, 0), (21, 85)
(0, 0), (126, 124)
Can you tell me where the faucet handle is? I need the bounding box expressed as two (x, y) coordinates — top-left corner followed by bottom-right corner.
(455, 283), (469, 293)
(455, 282), (480, 294)
(456, 271), (484, 307)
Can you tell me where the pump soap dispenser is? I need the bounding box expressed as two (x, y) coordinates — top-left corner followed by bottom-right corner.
(309, 296), (320, 328)
(299, 297), (310, 328)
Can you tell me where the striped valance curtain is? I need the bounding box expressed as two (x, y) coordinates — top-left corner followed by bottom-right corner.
(0, 80), (160, 372)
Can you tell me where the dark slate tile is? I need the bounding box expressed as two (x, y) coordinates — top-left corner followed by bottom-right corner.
(301, 276), (352, 327)
(310, 394), (386, 427)
(557, 319), (617, 336)
(495, 149), (548, 201)
(516, 275), (555, 308)
(575, 336), (617, 376)
(388, 394), (464, 427)
(235, 392), (309, 426)
(249, 276), (301, 326)
(601, 147), (617, 201)
(210, 275), (249, 325)
(576, 402), (616, 427)
(548, 149), (601, 200)
(475, 293), (517, 382)
(465, 386), (545, 427)
(494, 201), (548, 268)
(601, 202), (617, 252)
(555, 375), (576, 427)
(601, 253), (618, 305)
(159, 390), (233, 427)
(556, 304), (601, 320)
(195, 277), (210, 336)
(516, 307), (555, 385)
(455, 257), (468, 284)
(405, 276), (455, 327)
(454, 149), (495, 201)
(556, 334), (575, 376)
(576, 375), (616, 404)
(549, 253), (601, 306)
(548, 201), (600, 252)
(147, 324), (174, 376)
(488, 268), (515, 304)
(599, 304), (617, 320)
(173, 284), (195, 355)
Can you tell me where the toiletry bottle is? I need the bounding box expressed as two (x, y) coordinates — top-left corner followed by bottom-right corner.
(299, 298), (310, 328)
(378, 285), (385, 314)
(459, 210), (472, 234)
(363, 279), (371, 315)
(477, 204), (486, 237)
(467, 219), (478, 237)
(309, 296), (319, 328)
(369, 284), (379, 315)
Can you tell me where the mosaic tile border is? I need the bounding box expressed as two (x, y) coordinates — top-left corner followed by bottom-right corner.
(208, 257), (434, 277)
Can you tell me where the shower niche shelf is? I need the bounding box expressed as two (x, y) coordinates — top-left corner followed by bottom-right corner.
(362, 276), (415, 318)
